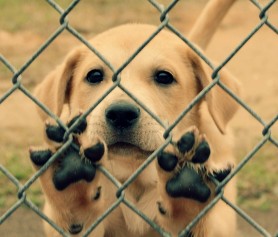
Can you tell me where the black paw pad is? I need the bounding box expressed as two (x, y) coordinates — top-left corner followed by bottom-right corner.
(166, 166), (211, 202)
(30, 149), (52, 166)
(177, 132), (195, 153)
(212, 167), (231, 182)
(157, 152), (178, 172)
(68, 115), (87, 134)
(69, 223), (83, 235)
(46, 116), (87, 143)
(192, 140), (210, 164)
(46, 124), (65, 143)
(53, 147), (96, 191)
(84, 143), (105, 163)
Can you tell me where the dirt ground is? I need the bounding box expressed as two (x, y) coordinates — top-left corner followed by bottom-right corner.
(0, 0), (277, 236)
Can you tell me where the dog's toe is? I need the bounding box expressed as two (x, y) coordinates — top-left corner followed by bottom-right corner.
(191, 139), (210, 164)
(46, 123), (65, 143)
(212, 166), (232, 182)
(67, 114), (87, 134)
(45, 114), (87, 143)
(177, 131), (195, 154)
(84, 142), (105, 163)
(157, 152), (178, 172)
(29, 148), (53, 166)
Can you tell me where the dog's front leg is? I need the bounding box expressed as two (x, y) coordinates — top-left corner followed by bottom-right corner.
(29, 114), (106, 237)
(155, 126), (232, 237)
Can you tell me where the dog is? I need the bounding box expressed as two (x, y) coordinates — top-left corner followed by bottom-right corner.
(30, 0), (240, 236)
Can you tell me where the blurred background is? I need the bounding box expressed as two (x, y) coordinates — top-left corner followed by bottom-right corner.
(0, 0), (277, 236)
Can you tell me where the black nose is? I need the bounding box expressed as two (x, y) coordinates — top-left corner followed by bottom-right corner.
(105, 102), (140, 129)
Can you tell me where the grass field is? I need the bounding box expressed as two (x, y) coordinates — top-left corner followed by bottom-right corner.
(0, 0), (277, 236)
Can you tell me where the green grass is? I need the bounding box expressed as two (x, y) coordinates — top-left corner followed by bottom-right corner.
(5, 154), (32, 180)
(0, 0), (82, 33)
(236, 142), (277, 211)
(0, 0), (165, 35)
(0, 149), (44, 208)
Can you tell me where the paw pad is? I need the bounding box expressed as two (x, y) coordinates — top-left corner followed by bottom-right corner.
(191, 140), (210, 164)
(157, 152), (178, 172)
(45, 124), (65, 143)
(177, 132), (195, 153)
(67, 115), (87, 134)
(53, 146), (97, 191)
(166, 166), (211, 202)
(46, 115), (87, 143)
(212, 167), (232, 182)
(30, 149), (52, 166)
(30, 115), (104, 191)
(84, 142), (104, 163)
(158, 128), (231, 203)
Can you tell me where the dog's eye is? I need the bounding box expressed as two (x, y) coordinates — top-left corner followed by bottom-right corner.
(154, 71), (175, 85)
(85, 69), (104, 84)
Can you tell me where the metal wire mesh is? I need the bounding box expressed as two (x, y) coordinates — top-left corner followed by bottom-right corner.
(0, 0), (277, 237)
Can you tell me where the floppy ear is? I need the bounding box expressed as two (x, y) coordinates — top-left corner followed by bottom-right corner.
(34, 49), (83, 121)
(189, 51), (241, 134)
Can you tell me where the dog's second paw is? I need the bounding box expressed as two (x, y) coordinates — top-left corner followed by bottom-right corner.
(52, 142), (104, 191)
(30, 115), (105, 191)
(157, 127), (231, 203)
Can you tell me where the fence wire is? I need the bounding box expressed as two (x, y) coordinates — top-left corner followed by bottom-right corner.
(0, 0), (277, 237)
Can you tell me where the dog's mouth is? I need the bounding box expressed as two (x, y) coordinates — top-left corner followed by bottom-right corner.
(104, 129), (163, 155)
(108, 142), (154, 158)
(88, 120), (164, 157)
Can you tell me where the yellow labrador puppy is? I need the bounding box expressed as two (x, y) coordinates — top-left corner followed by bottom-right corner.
(30, 0), (240, 236)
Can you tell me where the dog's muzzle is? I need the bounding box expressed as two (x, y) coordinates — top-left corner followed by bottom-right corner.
(88, 101), (163, 153)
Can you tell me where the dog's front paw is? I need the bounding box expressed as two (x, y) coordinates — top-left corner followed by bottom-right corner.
(157, 126), (231, 203)
(30, 115), (105, 191)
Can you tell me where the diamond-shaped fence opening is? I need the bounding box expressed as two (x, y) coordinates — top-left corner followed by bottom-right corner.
(0, 0), (277, 237)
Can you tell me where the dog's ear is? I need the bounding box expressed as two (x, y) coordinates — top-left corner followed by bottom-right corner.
(34, 49), (83, 121)
(188, 51), (241, 134)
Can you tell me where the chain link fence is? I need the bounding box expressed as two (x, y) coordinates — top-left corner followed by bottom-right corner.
(0, 0), (277, 236)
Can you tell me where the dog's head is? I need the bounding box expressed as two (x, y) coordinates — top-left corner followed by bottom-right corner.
(35, 24), (240, 163)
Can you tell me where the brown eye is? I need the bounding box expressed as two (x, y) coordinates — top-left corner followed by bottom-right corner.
(154, 71), (175, 85)
(86, 69), (104, 84)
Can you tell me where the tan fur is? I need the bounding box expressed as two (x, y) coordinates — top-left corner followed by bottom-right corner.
(34, 0), (240, 236)
(188, 0), (236, 49)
